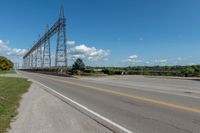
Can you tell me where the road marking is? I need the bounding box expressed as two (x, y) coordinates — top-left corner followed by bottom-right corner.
(39, 74), (200, 114)
(22, 76), (133, 133)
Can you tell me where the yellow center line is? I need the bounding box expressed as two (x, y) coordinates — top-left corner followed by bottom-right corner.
(38, 74), (200, 114)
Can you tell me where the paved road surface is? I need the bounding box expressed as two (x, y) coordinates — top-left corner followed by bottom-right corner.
(18, 71), (200, 133)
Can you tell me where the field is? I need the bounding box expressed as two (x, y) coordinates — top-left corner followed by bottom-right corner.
(0, 70), (16, 74)
(0, 77), (31, 133)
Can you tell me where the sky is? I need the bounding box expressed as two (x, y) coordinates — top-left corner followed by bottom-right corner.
(0, 0), (200, 67)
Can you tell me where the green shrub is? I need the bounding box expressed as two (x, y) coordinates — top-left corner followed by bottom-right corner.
(0, 56), (13, 71)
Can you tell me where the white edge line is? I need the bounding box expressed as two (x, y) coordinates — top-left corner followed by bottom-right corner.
(31, 79), (133, 133)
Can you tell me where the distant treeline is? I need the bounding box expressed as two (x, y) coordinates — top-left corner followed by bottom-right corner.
(85, 65), (200, 77)
(0, 56), (13, 71)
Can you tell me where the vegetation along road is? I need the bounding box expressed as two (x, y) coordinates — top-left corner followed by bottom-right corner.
(0, 76), (31, 133)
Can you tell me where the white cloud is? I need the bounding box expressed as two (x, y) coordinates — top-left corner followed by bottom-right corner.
(129, 55), (138, 59)
(189, 63), (196, 65)
(103, 58), (109, 61)
(123, 54), (142, 64)
(66, 40), (76, 45)
(128, 59), (142, 63)
(152, 59), (168, 66)
(0, 40), (27, 56)
(68, 44), (110, 61)
(0, 40), (10, 51)
(161, 59), (168, 63)
(145, 61), (151, 64)
(143, 59), (169, 66)
(177, 57), (182, 61)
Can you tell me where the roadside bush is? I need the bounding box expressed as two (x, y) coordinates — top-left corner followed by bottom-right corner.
(0, 56), (13, 71)
(102, 69), (115, 75)
(114, 70), (123, 75)
(126, 70), (140, 75)
(84, 69), (94, 73)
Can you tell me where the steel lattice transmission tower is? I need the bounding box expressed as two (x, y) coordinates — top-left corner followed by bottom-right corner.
(23, 6), (68, 71)
(42, 25), (51, 68)
(36, 35), (43, 68)
(55, 6), (67, 68)
(37, 45), (42, 68)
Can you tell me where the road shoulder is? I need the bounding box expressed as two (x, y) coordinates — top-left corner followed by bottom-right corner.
(9, 81), (112, 133)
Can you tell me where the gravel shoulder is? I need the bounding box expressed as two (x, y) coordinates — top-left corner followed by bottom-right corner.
(8, 75), (112, 133)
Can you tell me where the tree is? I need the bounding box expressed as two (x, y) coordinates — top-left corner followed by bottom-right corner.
(0, 56), (13, 71)
(182, 67), (195, 77)
(72, 58), (85, 72)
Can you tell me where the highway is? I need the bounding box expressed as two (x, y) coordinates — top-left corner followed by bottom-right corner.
(18, 71), (200, 133)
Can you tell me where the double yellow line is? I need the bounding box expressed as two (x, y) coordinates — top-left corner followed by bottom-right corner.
(38, 74), (200, 114)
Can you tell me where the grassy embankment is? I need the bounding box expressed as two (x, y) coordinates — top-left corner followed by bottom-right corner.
(0, 70), (16, 74)
(0, 77), (31, 133)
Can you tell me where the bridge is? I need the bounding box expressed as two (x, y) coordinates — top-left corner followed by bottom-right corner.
(22, 7), (67, 73)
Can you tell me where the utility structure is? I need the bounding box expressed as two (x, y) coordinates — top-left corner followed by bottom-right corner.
(23, 7), (67, 72)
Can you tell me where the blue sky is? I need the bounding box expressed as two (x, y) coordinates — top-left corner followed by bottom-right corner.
(0, 0), (200, 67)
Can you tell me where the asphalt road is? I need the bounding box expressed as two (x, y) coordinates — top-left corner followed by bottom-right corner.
(18, 71), (200, 133)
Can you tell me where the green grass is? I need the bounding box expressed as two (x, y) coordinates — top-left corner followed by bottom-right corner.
(0, 77), (31, 133)
(0, 70), (16, 74)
